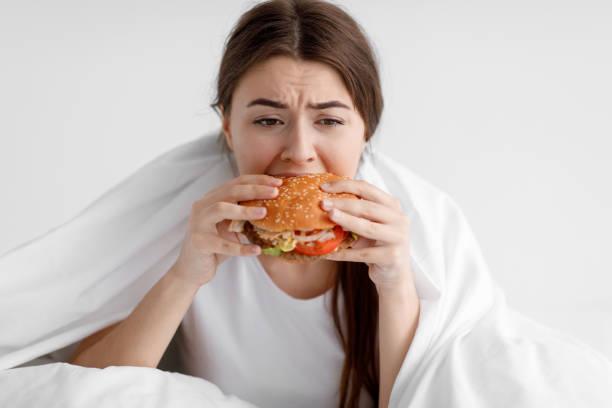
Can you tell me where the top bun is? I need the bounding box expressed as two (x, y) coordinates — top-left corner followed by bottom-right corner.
(241, 173), (359, 232)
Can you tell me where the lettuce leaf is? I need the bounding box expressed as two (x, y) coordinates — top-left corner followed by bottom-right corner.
(262, 247), (281, 256)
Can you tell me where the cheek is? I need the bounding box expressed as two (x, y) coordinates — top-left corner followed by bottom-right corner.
(232, 130), (280, 174)
(320, 137), (364, 176)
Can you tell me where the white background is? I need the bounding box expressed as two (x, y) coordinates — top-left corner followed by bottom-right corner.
(1, 0), (610, 360)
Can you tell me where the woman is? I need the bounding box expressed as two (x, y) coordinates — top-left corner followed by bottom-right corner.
(68, 1), (419, 407)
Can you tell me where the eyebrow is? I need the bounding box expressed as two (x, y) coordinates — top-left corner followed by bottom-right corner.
(246, 98), (350, 110)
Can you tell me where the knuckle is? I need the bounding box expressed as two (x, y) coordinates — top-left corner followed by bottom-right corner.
(355, 180), (366, 195)
(364, 221), (378, 237)
(397, 215), (410, 234)
(191, 200), (201, 214)
(361, 203), (374, 219)
(212, 201), (227, 213)
(235, 174), (252, 184)
(401, 215), (411, 231)
(227, 185), (240, 200)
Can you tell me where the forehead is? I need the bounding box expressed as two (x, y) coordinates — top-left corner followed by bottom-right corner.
(233, 56), (354, 107)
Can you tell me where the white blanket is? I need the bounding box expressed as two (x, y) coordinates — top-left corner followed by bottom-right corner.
(0, 363), (257, 408)
(1, 132), (611, 407)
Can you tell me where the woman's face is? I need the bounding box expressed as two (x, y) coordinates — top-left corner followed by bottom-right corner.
(221, 56), (366, 178)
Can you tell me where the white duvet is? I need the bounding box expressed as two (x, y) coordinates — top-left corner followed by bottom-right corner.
(0, 363), (257, 408)
(1, 132), (611, 407)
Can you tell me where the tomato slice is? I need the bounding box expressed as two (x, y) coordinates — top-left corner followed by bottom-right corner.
(294, 225), (348, 256)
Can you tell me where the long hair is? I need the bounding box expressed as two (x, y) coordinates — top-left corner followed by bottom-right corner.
(212, 1), (384, 406)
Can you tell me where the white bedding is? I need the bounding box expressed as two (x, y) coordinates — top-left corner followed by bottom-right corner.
(1, 132), (611, 407)
(0, 363), (256, 408)
(2, 302), (610, 408)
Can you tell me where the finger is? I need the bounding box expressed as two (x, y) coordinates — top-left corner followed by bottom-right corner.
(204, 183), (279, 207)
(225, 184), (280, 203)
(324, 245), (389, 264)
(199, 201), (268, 226)
(327, 207), (401, 243)
(193, 232), (261, 257)
(228, 174), (283, 187)
(199, 174), (282, 207)
(348, 235), (374, 249)
(320, 197), (397, 224)
(320, 179), (402, 212)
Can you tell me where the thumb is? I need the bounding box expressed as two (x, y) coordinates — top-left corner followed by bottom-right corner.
(217, 220), (244, 243)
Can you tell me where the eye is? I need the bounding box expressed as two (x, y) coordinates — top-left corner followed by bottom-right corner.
(317, 118), (344, 127)
(254, 118), (284, 127)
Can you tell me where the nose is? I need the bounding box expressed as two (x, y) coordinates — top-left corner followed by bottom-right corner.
(279, 119), (316, 164)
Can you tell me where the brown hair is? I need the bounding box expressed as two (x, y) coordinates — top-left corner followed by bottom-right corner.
(211, 1), (383, 406)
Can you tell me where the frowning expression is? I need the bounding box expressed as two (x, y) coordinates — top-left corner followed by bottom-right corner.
(221, 55), (366, 178)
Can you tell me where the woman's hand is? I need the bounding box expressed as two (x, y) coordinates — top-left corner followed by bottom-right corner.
(319, 179), (415, 291)
(170, 174), (281, 288)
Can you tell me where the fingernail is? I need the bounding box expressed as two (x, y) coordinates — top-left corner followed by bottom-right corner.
(270, 187), (279, 195)
(320, 183), (330, 190)
(249, 246), (261, 254)
(255, 207), (266, 216)
(321, 199), (332, 210)
(272, 178), (283, 185)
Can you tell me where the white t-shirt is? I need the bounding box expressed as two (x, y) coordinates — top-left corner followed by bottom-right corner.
(177, 255), (374, 408)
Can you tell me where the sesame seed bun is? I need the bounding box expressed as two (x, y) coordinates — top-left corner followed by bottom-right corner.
(240, 173), (358, 232)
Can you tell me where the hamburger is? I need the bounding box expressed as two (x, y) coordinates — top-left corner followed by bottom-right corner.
(229, 173), (359, 263)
